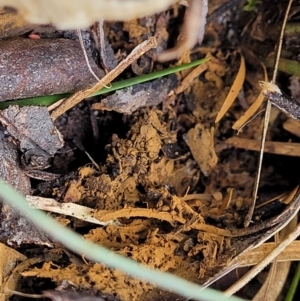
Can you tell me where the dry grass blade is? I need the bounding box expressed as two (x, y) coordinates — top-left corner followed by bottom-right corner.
(225, 222), (300, 296)
(50, 37), (157, 120)
(232, 62), (268, 130)
(255, 217), (297, 301)
(215, 53), (245, 123)
(254, 262), (290, 301)
(224, 137), (300, 157)
(26, 196), (114, 226)
(237, 241), (300, 266)
(245, 0), (293, 228)
(175, 61), (208, 94)
(231, 10), (298, 298)
(283, 118), (300, 137)
(223, 185), (299, 297)
(203, 186), (300, 289)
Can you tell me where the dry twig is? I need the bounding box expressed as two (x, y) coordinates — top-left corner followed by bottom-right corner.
(50, 37), (157, 120)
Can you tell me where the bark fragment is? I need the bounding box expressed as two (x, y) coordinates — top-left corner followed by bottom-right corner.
(0, 38), (104, 101)
(0, 129), (51, 246)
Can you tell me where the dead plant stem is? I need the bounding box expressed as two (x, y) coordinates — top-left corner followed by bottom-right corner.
(224, 222), (300, 296)
(245, 0), (293, 227)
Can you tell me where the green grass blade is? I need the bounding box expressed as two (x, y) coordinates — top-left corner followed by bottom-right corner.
(0, 93), (70, 109)
(0, 58), (209, 109)
(264, 56), (300, 77)
(284, 262), (300, 301)
(90, 57), (209, 97)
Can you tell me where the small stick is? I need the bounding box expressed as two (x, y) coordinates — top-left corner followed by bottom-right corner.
(225, 136), (300, 157)
(259, 81), (300, 121)
(51, 37), (157, 120)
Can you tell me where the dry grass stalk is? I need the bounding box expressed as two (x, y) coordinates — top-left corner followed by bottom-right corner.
(50, 37), (157, 120)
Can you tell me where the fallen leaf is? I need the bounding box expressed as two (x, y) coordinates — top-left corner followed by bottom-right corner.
(215, 53), (246, 123)
(232, 61), (268, 130)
